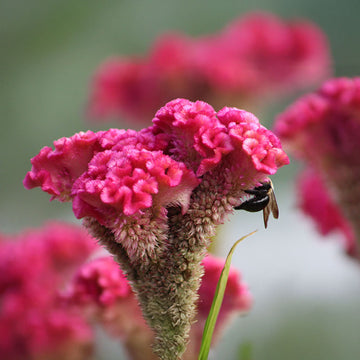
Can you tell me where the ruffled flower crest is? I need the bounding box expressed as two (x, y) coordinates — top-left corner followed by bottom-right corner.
(72, 148), (199, 226)
(152, 101), (289, 215)
(24, 131), (101, 201)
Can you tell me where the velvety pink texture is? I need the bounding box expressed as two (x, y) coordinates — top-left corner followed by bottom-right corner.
(24, 131), (102, 201)
(71, 148), (200, 224)
(153, 100), (289, 182)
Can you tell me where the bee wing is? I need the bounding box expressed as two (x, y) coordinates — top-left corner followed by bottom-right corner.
(269, 190), (279, 219)
(263, 186), (279, 229)
(263, 205), (270, 229)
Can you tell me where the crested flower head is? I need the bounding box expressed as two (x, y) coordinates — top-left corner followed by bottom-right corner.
(0, 222), (98, 295)
(275, 77), (360, 260)
(63, 256), (149, 340)
(0, 294), (93, 360)
(25, 98), (288, 359)
(275, 77), (360, 163)
(152, 99), (233, 176)
(24, 128), (169, 203)
(64, 256), (156, 359)
(198, 255), (252, 318)
(26, 98), (288, 228)
(87, 57), (163, 122)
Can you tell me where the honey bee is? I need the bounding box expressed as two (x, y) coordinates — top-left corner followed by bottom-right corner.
(234, 180), (279, 228)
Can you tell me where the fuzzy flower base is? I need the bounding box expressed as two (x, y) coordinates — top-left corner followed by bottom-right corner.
(275, 77), (360, 260)
(25, 98), (288, 359)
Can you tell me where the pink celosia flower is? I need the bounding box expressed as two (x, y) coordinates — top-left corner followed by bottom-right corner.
(0, 223), (97, 360)
(297, 168), (358, 258)
(87, 12), (331, 123)
(25, 98), (288, 359)
(275, 77), (360, 260)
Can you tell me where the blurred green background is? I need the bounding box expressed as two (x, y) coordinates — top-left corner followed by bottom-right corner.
(1, 0), (360, 359)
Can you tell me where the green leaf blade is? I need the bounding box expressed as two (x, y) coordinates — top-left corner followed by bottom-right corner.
(198, 230), (257, 360)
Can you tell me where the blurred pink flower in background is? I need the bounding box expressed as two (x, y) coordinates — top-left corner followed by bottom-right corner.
(87, 12), (331, 124)
(0, 222), (98, 360)
(63, 256), (155, 360)
(297, 168), (357, 258)
(275, 77), (360, 260)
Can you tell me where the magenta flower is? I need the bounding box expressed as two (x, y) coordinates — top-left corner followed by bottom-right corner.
(87, 12), (331, 124)
(25, 98), (288, 358)
(275, 77), (360, 260)
(0, 222), (97, 360)
(215, 12), (330, 94)
(297, 168), (358, 258)
(87, 58), (166, 123)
